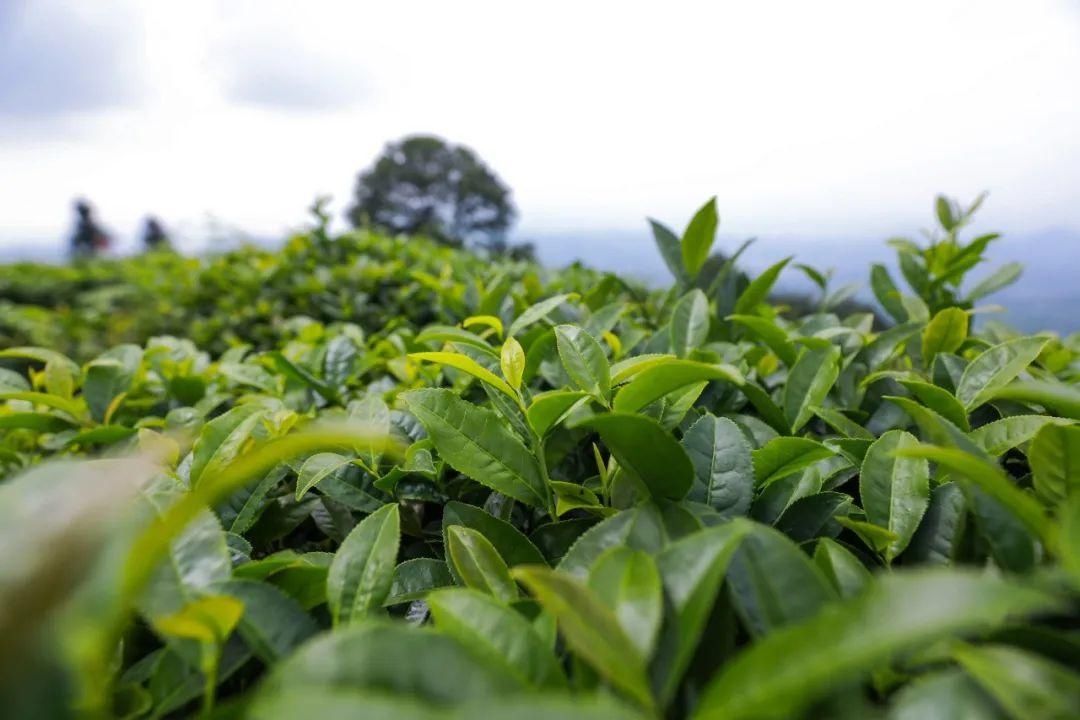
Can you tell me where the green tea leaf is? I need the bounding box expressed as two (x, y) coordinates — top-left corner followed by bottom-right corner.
(446, 525), (518, 602)
(651, 520), (751, 703)
(500, 336), (525, 391)
(922, 307), (968, 361)
(735, 257), (792, 315)
(403, 389), (547, 507)
(428, 588), (565, 688)
(694, 569), (1062, 720)
(588, 548), (663, 658)
(681, 414), (754, 517)
(725, 523), (837, 637)
(326, 503), (400, 625)
(782, 345), (840, 433)
(752, 436), (835, 486)
(295, 452), (352, 500)
(613, 360), (742, 414)
(513, 565), (654, 712)
(956, 336), (1048, 411)
(411, 351), (519, 402)
(681, 197), (718, 278)
(954, 644), (1080, 720)
(526, 390), (589, 437)
(859, 430), (930, 562)
(189, 404), (265, 488)
(669, 289), (710, 358)
(554, 324), (611, 403)
(575, 413), (693, 501)
(1028, 423), (1080, 505)
(385, 558), (454, 605)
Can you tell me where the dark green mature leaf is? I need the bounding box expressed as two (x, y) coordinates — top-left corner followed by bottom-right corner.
(558, 505), (666, 578)
(904, 482), (966, 565)
(261, 622), (526, 702)
(681, 197), (718, 278)
(752, 436), (835, 486)
(385, 559), (454, 605)
(442, 501), (546, 568)
(513, 566), (655, 712)
(681, 414), (754, 517)
(554, 324), (611, 403)
(813, 538), (871, 599)
(990, 380), (1080, 421)
(269, 351), (341, 403)
(446, 525), (518, 603)
(694, 570), (1062, 720)
(860, 430), (930, 562)
(782, 345), (840, 433)
(956, 336), (1048, 411)
(897, 445), (1053, 549)
(403, 389), (547, 507)
(588, 548), (663, 658)
(954, 644), (1080, 720)
(870, 264), (908, 323)
(725, 523), (837, 637)
(1028, 423), (1080, 505)
(650, 219), (689, 284)
(574, 413), (693, 501)
(650, 520), (751, 704)
(428, 588), (565, 688)
(214, 579), (318, 664)
(669, 289), (710, 358)
(326, 503), (400, 625)
(898, 378), (969, 431)
(970, 415), (1074, 456)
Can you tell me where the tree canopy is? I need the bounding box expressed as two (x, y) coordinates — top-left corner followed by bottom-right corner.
(348, 135), (516, 249)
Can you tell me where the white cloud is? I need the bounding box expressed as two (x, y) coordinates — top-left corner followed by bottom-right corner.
(1, 0), (1078, 250)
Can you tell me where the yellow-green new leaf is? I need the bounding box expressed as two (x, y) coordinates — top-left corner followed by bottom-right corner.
(152, 595), (244, 645)
(922, 307), (968, 361)
(500, 337), (525, 391)
(410, 351), (519, 403)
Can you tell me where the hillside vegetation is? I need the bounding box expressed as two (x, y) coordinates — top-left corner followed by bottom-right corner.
(1, 197), (1079, 719)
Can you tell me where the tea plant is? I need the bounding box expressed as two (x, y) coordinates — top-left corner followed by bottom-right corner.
(1, 196), (1078, 719)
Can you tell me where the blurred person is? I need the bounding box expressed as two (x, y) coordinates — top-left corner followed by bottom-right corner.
(141, 216), (171, 252)
(69, 199), (111, 260)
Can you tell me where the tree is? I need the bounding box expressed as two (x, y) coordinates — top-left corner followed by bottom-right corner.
(348, 135), (516, 248)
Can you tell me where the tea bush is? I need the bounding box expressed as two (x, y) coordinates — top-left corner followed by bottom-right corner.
(1, 196), (1078, 719)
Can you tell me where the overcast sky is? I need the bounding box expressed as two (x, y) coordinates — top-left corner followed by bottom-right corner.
(1, 0), (1079, 250)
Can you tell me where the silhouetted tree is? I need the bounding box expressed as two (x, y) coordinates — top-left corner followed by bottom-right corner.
(348, 135), (516, 248)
